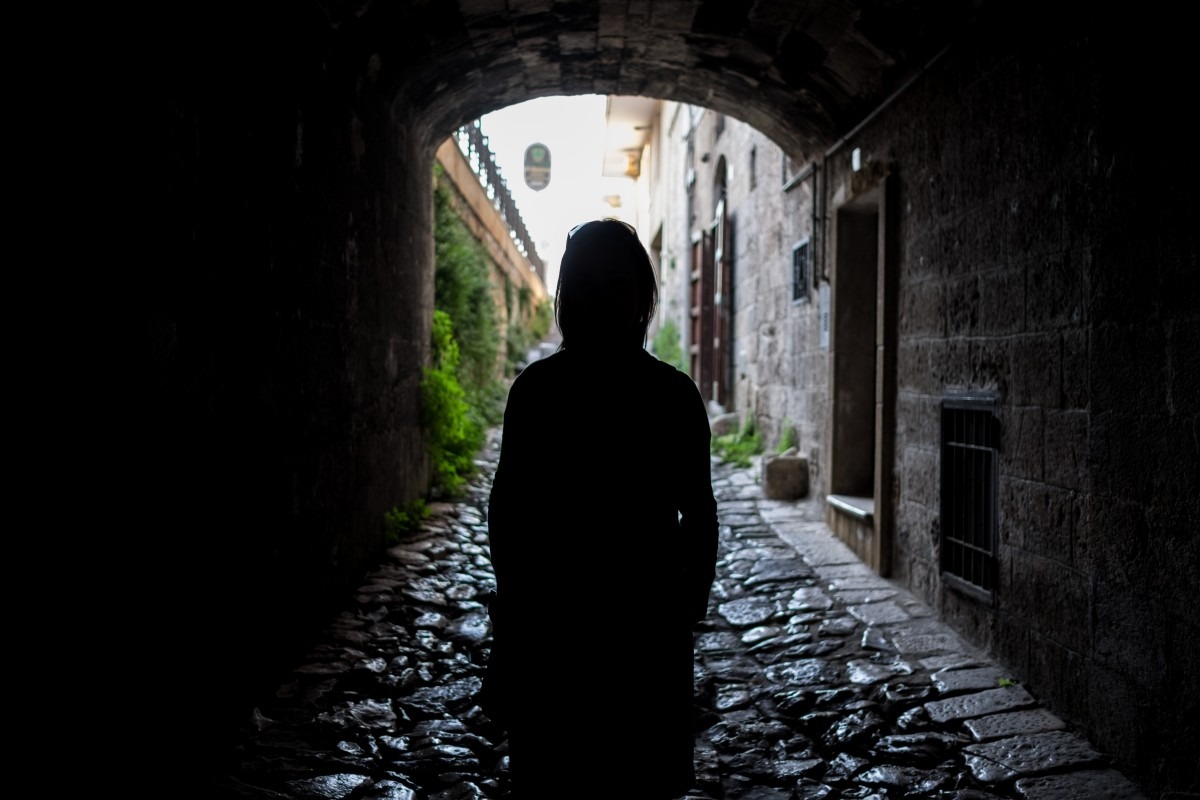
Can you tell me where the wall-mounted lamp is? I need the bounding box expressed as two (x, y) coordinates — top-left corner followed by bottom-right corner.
(625, 150), (642, 178)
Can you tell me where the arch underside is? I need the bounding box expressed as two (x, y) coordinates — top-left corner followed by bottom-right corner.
(336, 0), (984, 155)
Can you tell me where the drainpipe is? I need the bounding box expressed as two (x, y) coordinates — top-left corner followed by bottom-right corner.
(824, 42), (952, 161)
(817, 42), (952, 280)
(782, 159), (822, 282)
(776, 42), (954, 324)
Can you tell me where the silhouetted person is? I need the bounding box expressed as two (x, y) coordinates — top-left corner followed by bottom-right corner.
(485, 219), (719, 798)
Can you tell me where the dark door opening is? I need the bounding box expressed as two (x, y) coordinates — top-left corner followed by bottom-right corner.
(828, 179), (897, 575)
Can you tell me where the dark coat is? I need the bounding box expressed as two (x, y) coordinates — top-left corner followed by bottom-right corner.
(485, 346), (718, 798)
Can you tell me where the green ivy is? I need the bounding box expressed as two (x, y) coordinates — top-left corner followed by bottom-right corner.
(384, 499), (430, 544)
(531, 298), (552, 339)
(651, 318), (687, 373)
(421, 310), (484, 497)
(505, 295), (552, 375)
(417, 176), (555, 499)
(712, 414), (764, 468)
(434, 182), (502, 399)
(426, 180), (509, 497)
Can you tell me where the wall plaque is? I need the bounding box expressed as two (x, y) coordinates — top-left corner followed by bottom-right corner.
(524, 143), (551, 191)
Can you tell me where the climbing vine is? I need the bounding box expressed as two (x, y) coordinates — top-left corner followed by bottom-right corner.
(433, 178), (501, 404)
(506, 284), (552, 373)
(421, 309), (485, 498)
(410, 173), (551, 500)
(651, 318), (687, 373)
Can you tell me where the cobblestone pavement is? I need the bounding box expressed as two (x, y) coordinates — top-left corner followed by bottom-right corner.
(202, 428), (1149, 800)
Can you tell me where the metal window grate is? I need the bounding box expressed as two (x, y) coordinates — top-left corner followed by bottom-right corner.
(792, 240), (810, 303)
(940, 394), (999, 601)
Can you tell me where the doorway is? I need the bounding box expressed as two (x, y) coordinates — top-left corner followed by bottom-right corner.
(689, 168), (733, 409)
(828, 179), (897, 575)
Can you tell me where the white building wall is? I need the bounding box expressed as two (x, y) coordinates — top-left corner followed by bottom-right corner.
(644, 104), (831, 496)
(645, 101), (696, 374)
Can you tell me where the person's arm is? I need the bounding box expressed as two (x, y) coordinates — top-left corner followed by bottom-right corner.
(678, 379), (718, 623)
(486, 376), (531, 596)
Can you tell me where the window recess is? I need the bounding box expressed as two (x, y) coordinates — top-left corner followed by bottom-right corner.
(792, 240), (810, 303)
(940, 393), (999, 603)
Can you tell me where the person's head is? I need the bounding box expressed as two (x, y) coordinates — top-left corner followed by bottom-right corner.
(554, 218), (658, 352)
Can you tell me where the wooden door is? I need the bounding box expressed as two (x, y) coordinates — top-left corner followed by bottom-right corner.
(712, 198), (731, 407)
(690, 231), (715, 399)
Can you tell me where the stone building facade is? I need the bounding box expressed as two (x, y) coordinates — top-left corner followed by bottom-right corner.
(435, 134), (549, 372)
(646, 102), (830, 500)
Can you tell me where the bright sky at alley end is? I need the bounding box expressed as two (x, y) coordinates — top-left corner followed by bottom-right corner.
(479, 94), (636, 295)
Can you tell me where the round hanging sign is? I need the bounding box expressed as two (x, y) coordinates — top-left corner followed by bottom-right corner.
(524, 143), (551, 191)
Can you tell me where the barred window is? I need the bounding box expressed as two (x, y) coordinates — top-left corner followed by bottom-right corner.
(940, 394), (999, 602)
(792, 241), (810, 303)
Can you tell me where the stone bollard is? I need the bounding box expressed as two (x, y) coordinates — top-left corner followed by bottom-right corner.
(762, 448), (810, 500)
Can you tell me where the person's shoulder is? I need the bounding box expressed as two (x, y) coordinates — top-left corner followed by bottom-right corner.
(640, 347), (680, 372)
(511, 350), (566, 386)
(641, 351), (700, 393)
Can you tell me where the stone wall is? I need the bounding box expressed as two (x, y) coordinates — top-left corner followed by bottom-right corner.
(650, 105), (830, 497)
(652, 12), (1195, 796)
(645, 12), (1198, 795)
(646, 102), (696, 374)
(118, 3), (435, 758)
(824, 15), (1199, 792)
(434, 137), (549, 370)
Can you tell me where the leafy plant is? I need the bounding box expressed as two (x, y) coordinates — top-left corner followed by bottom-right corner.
(433, 183), (501, 396)
(651, 318), (687, 373)
(712, 414), (764, 468)
(776, 419), (798, 454)
(384, 499), (430, 544)
(471, 379), (510, 427)
(421, 310), (486, 498)
(530, 298), (552, 340)
(505, 296), (552, 375)
(424, 174), (551, 495)
(426, 179), (518, 494)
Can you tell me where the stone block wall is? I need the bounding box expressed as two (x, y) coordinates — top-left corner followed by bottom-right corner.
(647, 102), (701, 373)
(118, 3), (436, 759)
(652, 107), (829, 494)
(813, 13), (1199, 794)
(434, 137), (549, 372)
(646, 11), (1197, 795)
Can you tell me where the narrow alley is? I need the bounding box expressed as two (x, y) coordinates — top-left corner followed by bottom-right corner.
(201, 427), (1146, 800)
(118, 4), (1198, 796)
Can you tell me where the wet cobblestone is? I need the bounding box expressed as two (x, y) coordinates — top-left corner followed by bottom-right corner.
(202, 429), (1148, 799)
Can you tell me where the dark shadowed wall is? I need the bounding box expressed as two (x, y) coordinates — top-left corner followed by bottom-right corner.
(814, 12), (1199, 793)
(114, 3), (434, 762)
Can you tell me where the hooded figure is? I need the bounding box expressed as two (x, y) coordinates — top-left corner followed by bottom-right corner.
(485, 219), (719, 798)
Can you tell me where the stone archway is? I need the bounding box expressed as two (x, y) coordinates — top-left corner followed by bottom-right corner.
(114, 0), (1004, 764)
